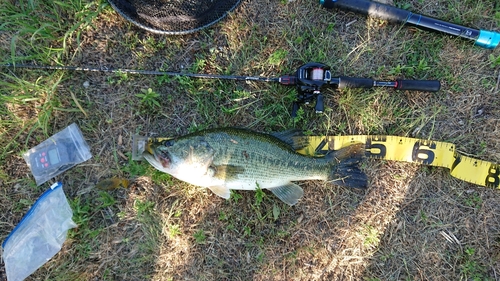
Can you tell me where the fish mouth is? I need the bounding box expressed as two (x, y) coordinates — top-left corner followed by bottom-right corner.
(156, 150), (171, 168)
(143, 141), (172, 170)
(144, 141), (172, 168)
(143, 150), (172, 173)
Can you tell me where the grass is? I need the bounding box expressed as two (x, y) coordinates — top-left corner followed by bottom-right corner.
(1, 0), (500, 280)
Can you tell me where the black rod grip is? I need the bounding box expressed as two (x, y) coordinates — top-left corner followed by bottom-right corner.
(338, 76), (374, 89)
(396, 80), (440, 92)
(321, 0), (409, 22)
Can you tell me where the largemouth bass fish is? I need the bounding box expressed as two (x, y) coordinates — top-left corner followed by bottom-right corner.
(143, 128), (367, 206)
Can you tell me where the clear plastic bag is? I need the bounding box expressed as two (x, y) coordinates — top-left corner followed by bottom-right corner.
(132, 134), (149, 161)
(23, 123), (92, 186)
(2, 182), (77, 281)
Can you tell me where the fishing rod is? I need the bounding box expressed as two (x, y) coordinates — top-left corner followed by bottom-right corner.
(2, 63), (279, 83)
(2, 62), (441, 116)
(320, 0), (500, 49)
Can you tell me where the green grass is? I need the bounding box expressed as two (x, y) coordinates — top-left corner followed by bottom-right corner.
(458, 246), (493, 281)
(1, 0), (106, 64)
(0, 0), (106, 161)
(1, 0), (500, 280)
(193, 229), (207, 244)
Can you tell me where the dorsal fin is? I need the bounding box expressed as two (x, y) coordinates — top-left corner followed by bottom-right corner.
(271, 129), (309, 150)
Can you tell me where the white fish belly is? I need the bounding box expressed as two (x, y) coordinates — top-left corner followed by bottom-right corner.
(224, 178), (290, 191)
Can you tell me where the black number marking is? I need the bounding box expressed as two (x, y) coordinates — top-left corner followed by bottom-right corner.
(314, 138), (329, 156)
(485, 164), (500, 188)
(412, 141), (436, 165)
(365, 137), (387, 159)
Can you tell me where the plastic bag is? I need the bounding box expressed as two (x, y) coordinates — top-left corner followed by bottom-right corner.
(2, 182), (77, 281)
(23, 123), (92, 186)
(131, 134), (149, 161)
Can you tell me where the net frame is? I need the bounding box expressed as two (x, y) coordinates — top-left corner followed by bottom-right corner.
(107, 0), (243, 35)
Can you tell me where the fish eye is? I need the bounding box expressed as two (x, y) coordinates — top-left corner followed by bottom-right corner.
(162, 139), (175, 147)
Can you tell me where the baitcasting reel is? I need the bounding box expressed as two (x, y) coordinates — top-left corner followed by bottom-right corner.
(279, 62), (441, 117)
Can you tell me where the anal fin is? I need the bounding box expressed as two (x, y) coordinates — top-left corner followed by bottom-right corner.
(268, 183), (304, 206)
(208, 186), (231, 199)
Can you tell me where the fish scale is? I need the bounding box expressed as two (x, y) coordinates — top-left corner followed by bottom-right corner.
(214, 133), (328, 178)
(212, 144), (328, 188)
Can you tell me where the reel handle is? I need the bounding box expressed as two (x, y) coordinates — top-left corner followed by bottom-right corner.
(315, 93), (325, 113)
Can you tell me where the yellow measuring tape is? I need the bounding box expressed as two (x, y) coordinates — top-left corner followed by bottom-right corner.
(295, 135), (500, 189)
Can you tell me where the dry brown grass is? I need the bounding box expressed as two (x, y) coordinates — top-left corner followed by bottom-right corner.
(1, 0), (500, 280)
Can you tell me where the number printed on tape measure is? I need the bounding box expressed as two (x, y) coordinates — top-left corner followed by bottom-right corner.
(365, 137), (387, 159)
(412, 141), (436, 164)
(295, 135), (500, 189)
(485, 164), (500, 187)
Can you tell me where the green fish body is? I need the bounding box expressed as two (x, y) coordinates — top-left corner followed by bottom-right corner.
(143, 128), (367, 205)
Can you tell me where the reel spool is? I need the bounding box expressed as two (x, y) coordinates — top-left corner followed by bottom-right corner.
(107, 0), (243, 35)
(293, 62), (332, 115)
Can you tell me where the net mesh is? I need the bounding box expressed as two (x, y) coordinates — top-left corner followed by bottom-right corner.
(108, 0), (242, 35)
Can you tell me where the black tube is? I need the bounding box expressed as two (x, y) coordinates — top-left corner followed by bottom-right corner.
(337, 77), (375, 89)
(395, 79), (441, 92)
(335, 76), (440, 92)
(322, 0), (480, 39)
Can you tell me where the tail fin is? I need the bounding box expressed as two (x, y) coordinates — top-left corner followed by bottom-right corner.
(326, 143), (367, 188)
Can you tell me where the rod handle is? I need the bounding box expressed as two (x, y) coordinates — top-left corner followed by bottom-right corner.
(320, 0), (409, 22)
(320, 0), (499, 49)
(338, 77), (375, 89)
(337, 76), (441, 92)
(396, 80), (441, 92)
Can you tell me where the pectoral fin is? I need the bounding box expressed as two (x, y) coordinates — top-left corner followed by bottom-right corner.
(208, 186), (231, 199)
(209, 165), (245, 180)
(268, 183), (304, 206)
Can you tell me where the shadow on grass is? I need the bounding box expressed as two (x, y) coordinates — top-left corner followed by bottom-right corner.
(135, 159), (498, 280)
(2, 152), (499, 280)
(364, 165), (500, 280)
